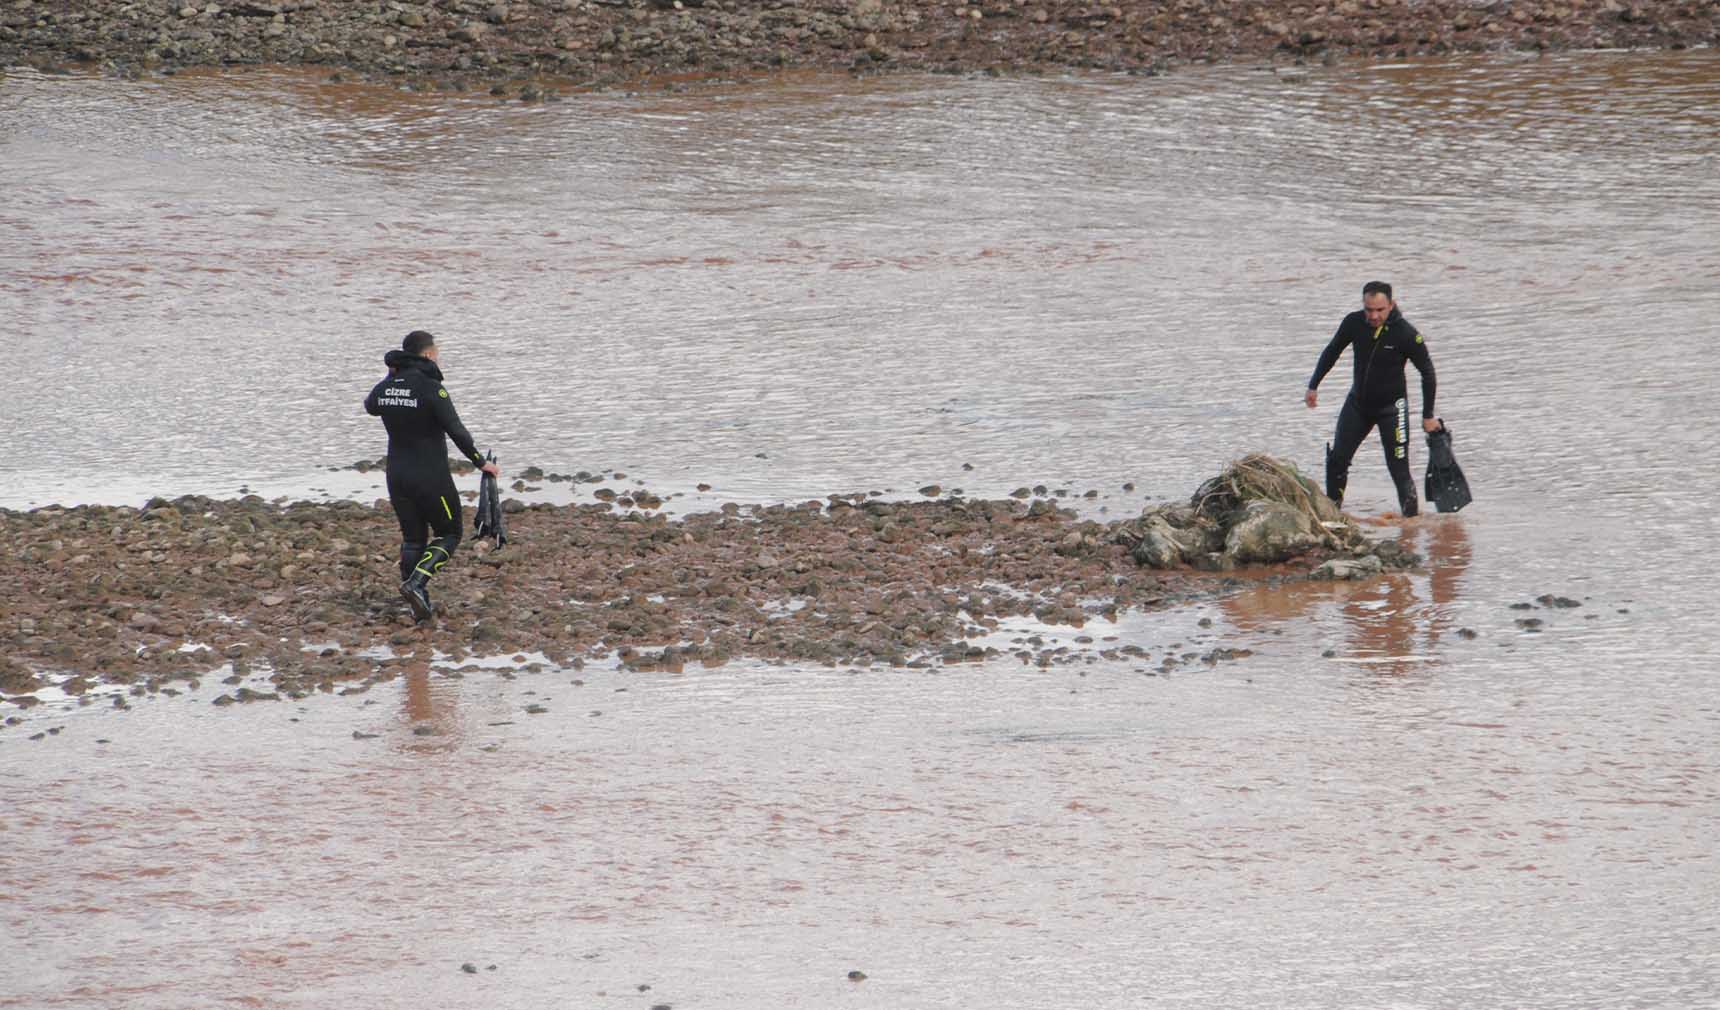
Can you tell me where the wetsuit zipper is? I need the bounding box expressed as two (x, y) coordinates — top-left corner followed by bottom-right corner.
(1359, 324), (1384, 406)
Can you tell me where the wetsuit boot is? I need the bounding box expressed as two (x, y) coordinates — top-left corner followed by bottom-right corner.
(1324, 442), (1346, 511)
(400, 541), (454, 622)
(400, 568), (434, 622)
(399, 541), (425, 584)
(1395, 478), (1420, 518)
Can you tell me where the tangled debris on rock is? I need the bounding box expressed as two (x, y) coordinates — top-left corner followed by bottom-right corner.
(1115, 453), (1419, 574)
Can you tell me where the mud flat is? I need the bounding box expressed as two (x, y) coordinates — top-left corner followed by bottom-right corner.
(0, 458), (1414, 712)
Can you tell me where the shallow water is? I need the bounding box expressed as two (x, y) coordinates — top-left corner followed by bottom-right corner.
(4, 52), (1720, 1008)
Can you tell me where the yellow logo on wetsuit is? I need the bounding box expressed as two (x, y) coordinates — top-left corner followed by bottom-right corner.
(438, 388), (449, 398)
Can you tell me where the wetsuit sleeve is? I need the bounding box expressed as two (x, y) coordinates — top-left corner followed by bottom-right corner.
(1407, 331), (1436, 418)
(431, 384), (487, 467)
(1308, 321), (1351, 390)
(364, 380), (384, 416)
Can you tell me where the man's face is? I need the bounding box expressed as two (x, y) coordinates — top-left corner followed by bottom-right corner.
(424, 344), (440, 363)
(1363, 292), (1393, 328)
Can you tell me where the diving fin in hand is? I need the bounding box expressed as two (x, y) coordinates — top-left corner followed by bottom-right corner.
(474, 450), (507, 548)
(1424, 420), (1473, 514)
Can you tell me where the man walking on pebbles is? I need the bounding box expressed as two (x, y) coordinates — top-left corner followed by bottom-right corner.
(365, 330), (499, 622)
(1304, 280), (1440, 517)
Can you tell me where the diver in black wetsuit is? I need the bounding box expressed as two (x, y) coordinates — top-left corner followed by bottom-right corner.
(364, 330), (499, 621)
(1304, 281), (1439, 516)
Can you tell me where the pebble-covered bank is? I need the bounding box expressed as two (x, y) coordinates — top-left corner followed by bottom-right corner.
(0, 469), (1415, 712)
(3, 0), (1715, 93)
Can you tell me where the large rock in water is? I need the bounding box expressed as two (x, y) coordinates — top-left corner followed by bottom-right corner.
(1117, 453), (1371, 570)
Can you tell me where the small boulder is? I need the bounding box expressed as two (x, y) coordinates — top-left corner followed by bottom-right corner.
(1310, 555), (1384, 581)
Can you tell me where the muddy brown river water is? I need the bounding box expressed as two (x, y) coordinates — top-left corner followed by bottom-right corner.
(3, 51), (1720, 1008)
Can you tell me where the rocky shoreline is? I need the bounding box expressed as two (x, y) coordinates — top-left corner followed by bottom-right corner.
(0, 458), (1416, 715)
(3, 0), (1715, 94)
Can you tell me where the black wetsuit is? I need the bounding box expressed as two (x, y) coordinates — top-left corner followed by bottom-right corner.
(1308, 307), (1436, 515)
(364, 351), (487, 581)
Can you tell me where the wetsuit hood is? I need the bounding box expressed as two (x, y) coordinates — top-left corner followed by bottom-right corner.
(384, 349), (444, 381)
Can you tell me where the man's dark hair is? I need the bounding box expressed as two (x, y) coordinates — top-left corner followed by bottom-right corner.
(1362, 280), (1393, 301)
(403, 330), (436, 355)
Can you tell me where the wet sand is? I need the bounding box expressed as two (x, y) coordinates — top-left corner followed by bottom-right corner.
(5, 0), (1716, 93)
(0, 476), (1400, 710)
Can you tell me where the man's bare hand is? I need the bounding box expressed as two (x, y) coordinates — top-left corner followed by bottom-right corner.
(1304, 389), (1318, 409)
(1422, 418), (1441, 434)
(481, 462), (500, 477)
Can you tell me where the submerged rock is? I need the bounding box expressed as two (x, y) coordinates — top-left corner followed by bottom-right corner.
(1310, 555), (1385, 581)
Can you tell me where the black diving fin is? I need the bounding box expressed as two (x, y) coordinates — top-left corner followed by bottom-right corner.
(1424, 420), (1472, 513)
(473, 450), (507, 549)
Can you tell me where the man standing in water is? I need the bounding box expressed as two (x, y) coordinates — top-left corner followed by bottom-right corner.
(365, 330), (499, 622)
(1304, 281), (1439, 516)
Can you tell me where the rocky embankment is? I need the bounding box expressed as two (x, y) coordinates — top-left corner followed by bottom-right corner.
(0, 457), (1413, 710)
(3, 0), (1715, 92)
